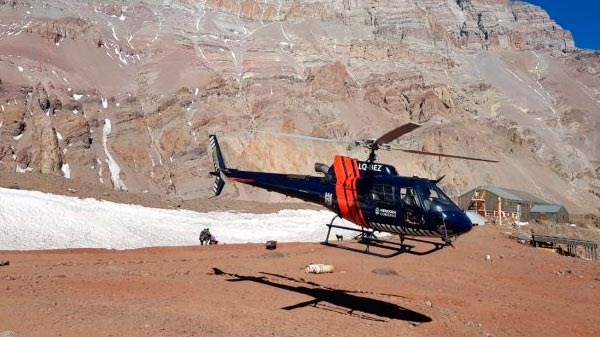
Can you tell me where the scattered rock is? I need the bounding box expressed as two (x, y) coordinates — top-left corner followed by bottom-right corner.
(0, 331), (17, 337)
(510, 232), (532, 242)
(265, 240), (277, 250)
(485, 255), (492, 262)
(261, 251), (284, 259)
(557, 269), (573, 277)
(467, 321), (483, 328)
(371, 268), (398, 276)
(305, 264), (334, 274)
(0, 260), (9, 267)
(425, 300), (433, 307)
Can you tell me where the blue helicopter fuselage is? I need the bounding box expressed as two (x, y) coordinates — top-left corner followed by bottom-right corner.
(218, 152), (472, 240)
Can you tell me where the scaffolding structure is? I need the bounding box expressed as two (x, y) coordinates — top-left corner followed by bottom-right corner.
(469, 189), (486, 216)
(467, 190), (517, 224)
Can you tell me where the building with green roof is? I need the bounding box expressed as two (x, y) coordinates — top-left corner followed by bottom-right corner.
(530, 204), (569, 223)
(457, 185), (569, 223)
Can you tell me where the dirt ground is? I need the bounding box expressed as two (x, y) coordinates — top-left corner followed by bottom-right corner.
(1, 226), (599, 337)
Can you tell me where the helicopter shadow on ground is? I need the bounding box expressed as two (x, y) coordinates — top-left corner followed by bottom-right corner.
(211, 268), (432, 323)
(322, 237), (447, 258)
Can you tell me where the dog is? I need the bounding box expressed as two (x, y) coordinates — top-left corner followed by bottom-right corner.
(335, 234), (343, 241)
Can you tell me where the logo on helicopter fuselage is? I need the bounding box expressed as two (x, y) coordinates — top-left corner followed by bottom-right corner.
(375, 207), (397, 218)
(324, 192), (333, 206)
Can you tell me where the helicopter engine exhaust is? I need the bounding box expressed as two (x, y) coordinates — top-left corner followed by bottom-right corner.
(314, 163), (330, 175)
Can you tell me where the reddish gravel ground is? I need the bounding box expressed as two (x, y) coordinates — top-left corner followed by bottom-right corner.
(1, 226), (599, 337)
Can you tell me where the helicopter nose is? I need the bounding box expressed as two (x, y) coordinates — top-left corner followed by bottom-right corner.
(443, 211), (473, 235)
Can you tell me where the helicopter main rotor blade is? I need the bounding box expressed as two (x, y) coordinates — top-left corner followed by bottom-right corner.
(372, 122), (422, 149)
(257, 131), (350, 144)
(396, 148), (499, 163)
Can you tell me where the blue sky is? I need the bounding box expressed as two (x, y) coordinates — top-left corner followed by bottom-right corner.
(521, 0), (600, 50)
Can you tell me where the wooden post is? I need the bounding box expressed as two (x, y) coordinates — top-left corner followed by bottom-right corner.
(588, 247), (591, 259)
(498, 197), (502, 226)
(585, 247), (589, 259)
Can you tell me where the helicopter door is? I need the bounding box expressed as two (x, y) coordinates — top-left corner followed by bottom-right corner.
(399, 187), (424, 226)
(363, 184), (397, 220)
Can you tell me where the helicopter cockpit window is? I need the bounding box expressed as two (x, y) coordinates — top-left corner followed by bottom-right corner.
(419, 185), (458, 212)
(400, 187), (418, 208)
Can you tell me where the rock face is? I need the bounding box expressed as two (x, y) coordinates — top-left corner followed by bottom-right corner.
(36, 117), (61, 174)
(0, 0), (598, 213)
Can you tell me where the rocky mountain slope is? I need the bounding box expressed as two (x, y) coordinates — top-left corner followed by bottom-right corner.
(0, 0), (598, 213)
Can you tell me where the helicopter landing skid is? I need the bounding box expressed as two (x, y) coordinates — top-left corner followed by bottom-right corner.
(322, 216), (449, 257)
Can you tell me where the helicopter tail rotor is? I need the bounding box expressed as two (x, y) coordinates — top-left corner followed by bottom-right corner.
(208, 134), (227, 196)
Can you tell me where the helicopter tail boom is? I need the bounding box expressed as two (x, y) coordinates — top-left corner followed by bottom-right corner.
(209, 134), (227, 196)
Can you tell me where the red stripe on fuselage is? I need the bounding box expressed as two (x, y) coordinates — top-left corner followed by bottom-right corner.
(342, 156), (360, 225)
(333, 156), (354, 223)
(351, 159), (368, 227)
(227, 177), (255, 183)
(332, 155), (371, 228)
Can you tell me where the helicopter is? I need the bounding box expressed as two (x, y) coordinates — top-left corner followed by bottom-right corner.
(208, 122), (497, 254)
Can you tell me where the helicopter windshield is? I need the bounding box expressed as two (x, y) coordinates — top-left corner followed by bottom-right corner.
(417, 185), (460, 212)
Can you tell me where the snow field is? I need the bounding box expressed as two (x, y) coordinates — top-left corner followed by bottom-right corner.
(0, 188), (360, 250)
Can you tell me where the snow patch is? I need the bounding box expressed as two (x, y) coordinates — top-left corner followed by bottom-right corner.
(114, 48), (128, 65)
(101, 97), (108, 109)
(15, 165), (33, 173)
(17, 66), (23, 72)
(61, 163), (71, 179)
(109, 22), (119, 41)
(280, 23), (291, 42)
(56, 131), (63, 141)
(13, 133), (23, 141)
(102, 119), (127, 191)
(0, 188), (360, 250)
(73, 94), (83, 101)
